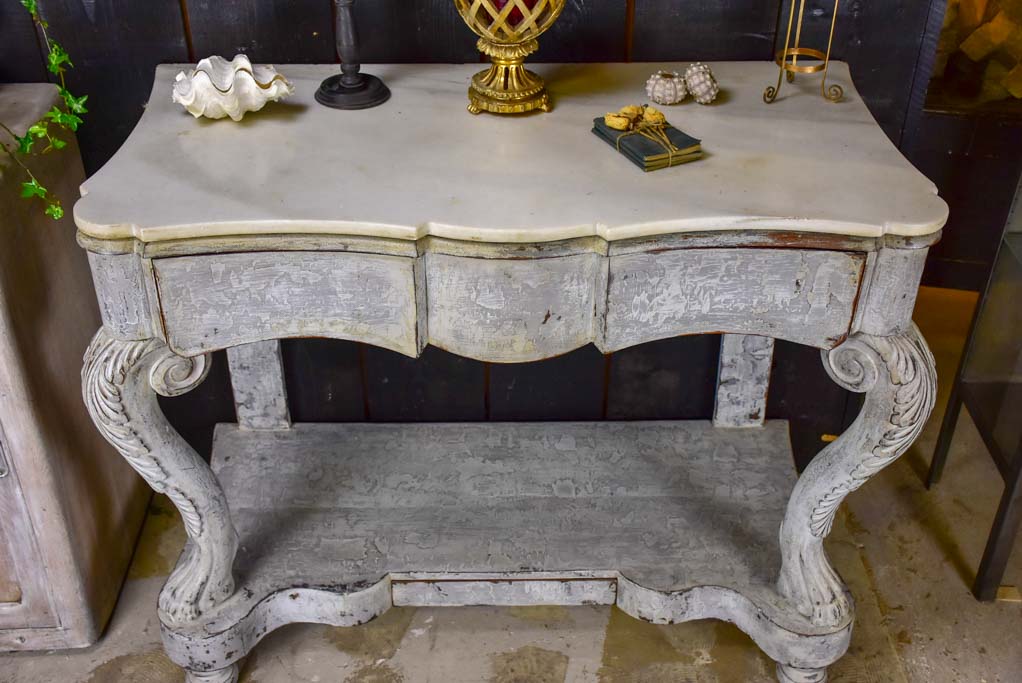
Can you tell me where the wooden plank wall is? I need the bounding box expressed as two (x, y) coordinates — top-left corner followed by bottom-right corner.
(3, 0), (981, 466)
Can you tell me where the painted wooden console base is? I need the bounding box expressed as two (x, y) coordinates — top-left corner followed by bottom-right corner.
(158, 421), (851, 680)
(74, 62), (946, 683)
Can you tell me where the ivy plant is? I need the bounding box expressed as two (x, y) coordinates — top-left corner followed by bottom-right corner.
(0, 0), (88, 220)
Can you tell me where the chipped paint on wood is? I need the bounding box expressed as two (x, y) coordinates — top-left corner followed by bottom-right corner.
(604, 249), (865, 352)
(425, 252), (603, 362)
(715, 334), (775, 428)
(154, 252), (421, 357)
(226, 341), (291, 431)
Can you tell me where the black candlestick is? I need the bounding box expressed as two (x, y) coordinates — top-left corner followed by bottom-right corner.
(316, 0), (390, 109)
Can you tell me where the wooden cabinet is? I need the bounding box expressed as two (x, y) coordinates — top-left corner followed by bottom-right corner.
(0, 83), (148, 650)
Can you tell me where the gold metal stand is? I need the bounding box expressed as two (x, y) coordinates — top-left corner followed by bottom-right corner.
(454, 0), (566, 115)
(764, 0), (843, 104)
(469, 38), (549, 114)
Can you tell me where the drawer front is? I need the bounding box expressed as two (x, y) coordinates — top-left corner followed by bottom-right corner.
(604, 248), (865, 351)
(155, 252), (422, 356)
(426, 252), (605, 363)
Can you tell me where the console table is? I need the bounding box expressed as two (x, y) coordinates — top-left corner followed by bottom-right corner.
(74, 62), (948, 683)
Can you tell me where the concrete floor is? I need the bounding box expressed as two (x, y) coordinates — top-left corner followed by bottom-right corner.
(1, 286), (1020, 683)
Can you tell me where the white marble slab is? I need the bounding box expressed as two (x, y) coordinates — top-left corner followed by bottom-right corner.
(74, 62), (948, 244)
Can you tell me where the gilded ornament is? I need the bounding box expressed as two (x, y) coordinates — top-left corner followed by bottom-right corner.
(765, 0), (844, 103)
(453, 0), (567, 115)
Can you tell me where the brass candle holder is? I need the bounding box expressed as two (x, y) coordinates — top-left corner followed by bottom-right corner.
(453, 0), (566, 115)
(764, 0), (843, 104)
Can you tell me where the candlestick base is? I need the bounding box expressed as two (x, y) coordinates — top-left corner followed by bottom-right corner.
(315, 73), (390, 110)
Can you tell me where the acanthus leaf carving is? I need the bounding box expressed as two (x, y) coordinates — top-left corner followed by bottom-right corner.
(778, 325), (936, 628)
(82, 328), (236, 625)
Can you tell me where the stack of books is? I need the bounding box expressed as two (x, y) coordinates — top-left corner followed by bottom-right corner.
(592, 117), (702, 172)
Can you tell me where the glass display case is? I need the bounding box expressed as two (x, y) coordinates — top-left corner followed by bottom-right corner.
(930, 176), (1022, 601)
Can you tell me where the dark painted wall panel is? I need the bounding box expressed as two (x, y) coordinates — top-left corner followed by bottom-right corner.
(358, 0), (479, 63)
(187, 0), (336, 63)
(607, 336), (721, 420)
(364, 346), (487, 421)
(766, 341), (851, 471)
(537, 0), (629, 62)
(631, 1), (779, 62)
(34, 0), (189, 173)
(802, 0), (932, 146)
(0, 3), (47, 83)
(912, 114), (1022, 291)
(282, 339), (365, 422)
(489, 346), (606, 420)
(159, 351), (236, 456)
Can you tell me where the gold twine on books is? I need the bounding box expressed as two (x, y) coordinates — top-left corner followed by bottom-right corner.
(615, 123), (682, 165)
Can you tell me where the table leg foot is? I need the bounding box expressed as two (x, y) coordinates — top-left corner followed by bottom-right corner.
(777, 663), (828, 682)
(778, 325), (937, 627)
(186, 664), (239, 683)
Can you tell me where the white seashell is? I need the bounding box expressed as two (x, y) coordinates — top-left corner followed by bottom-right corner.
(172, 55), (294, 121)
(645, 70), (687, 105)
(685, 62), (719, 105)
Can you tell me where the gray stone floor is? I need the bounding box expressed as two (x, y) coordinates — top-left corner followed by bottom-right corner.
(1, 286), (1019, 683)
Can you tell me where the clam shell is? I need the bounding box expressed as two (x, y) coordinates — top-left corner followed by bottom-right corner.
(172, 55), (294, 121)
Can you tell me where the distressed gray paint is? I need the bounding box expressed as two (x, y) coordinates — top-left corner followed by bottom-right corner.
(79, 229), (942, 683)
(854, 246), (929, 336)
(778, 326), (936, 633)
(425, 252), (603, 362)
(394, 578), (618, 608)
(604, 249), (865, 352)
(87, 251), (158, 340)
(226, 341), (290, 431)
(715, 334), (775, 428)
(154, 252), (421, 357)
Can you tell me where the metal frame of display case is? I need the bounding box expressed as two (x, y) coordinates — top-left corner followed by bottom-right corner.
(928, 173), (1022, 601)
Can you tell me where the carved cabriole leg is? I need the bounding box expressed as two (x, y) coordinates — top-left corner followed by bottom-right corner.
(82, 328), (240, 630)
(777, 325), (936, 633)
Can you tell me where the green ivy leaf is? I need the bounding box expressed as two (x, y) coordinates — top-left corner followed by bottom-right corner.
(28, 122), (48, 138)
(44, 202), (64, 220)
(47, 43), (72, 75)
(20, 0), (38, 17)
(49, 137), (67, 150)
(15, 134), (35, 155)
(20, 179), (47, 199)
(45, 107), (83, 131)
(59, 88), (89, 114)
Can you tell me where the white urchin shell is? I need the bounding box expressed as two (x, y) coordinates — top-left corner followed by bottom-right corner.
(172, 54), (294, 121)
(685, 62), (720, 105)
(645, 71), (687, 105)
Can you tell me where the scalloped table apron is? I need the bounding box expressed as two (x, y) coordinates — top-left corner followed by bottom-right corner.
(74, 62), (948, 683)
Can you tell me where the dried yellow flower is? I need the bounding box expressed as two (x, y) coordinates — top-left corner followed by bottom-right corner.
(618, 104), (644, 120)
(604, 113), (633, 130)
(642, 106), (666, 125)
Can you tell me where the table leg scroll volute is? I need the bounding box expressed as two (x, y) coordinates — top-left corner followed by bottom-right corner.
(82, 329), (240, 629)
(777, 325), (936, 635)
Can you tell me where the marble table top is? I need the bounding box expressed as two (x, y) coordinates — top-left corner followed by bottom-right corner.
(73, 62), (948, 244)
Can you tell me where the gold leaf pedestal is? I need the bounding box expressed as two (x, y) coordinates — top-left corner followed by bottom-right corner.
(454, 0), (566, 115)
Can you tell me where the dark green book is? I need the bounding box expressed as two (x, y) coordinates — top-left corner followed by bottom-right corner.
(592, 117), (702, 171)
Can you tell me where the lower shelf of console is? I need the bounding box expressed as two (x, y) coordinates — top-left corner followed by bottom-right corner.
(163, 421), (853, 674)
